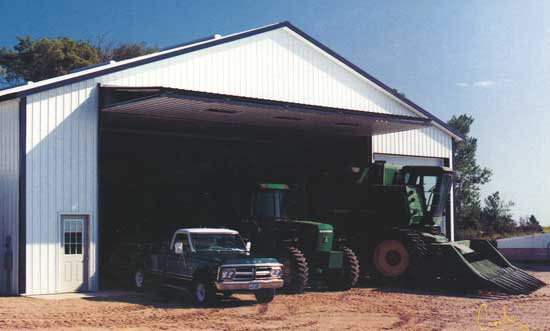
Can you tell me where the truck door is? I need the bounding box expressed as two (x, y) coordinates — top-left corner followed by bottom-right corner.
(165, 233), (192, 284)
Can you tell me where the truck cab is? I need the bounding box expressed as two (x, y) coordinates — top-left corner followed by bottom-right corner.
(144, 228), (284, 305)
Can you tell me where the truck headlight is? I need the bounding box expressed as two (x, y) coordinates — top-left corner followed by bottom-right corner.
(220, 268), (236, 281)
(271, 267), (283, 278)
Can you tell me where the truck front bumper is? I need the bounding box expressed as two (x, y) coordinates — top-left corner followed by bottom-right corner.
(215, 279), (284, 291)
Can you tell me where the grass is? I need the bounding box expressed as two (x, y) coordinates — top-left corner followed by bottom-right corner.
(544, 226), (550, 233)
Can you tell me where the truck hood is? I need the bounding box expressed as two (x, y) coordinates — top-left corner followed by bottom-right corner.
(193, 251), (279, 265)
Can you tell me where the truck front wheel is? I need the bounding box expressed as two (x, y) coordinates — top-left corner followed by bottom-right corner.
(192, 279), (218, 306)
(131, 269), (145, 292)
(279, 246), (309, 294)
(254, 289), (275, 303)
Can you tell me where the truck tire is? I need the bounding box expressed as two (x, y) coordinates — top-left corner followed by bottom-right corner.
(325, 247), (360, 291)
(279, 246), (309, 294)
(131, 268), (145, 292)
(192, 279), (218, 306)
(254, 289), (275, 303)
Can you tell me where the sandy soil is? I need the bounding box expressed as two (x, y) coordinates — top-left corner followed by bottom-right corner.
(1, 266), (549, 331)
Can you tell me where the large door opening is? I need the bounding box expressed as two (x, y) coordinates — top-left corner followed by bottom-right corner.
(97, 86), (430, 289)
(98, 122), (363, 288)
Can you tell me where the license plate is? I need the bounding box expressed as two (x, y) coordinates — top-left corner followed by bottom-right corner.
(248, 282), (260, 290)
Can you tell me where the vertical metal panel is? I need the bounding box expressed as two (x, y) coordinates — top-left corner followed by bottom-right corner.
(0, 99), (19, 294)
(372, 126), (454, 240)
(372, 126), (452, 159)
(23, 27), (457, 294)
(95, 28), (418, 117)
(25, 81), (98, 295)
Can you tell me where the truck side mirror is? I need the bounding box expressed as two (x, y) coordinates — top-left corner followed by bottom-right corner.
(174, 241), (184, 255)
(245, 241), (252, 252)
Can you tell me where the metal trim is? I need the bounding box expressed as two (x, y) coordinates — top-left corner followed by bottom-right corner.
(283, 22), (465, 140)
(100, 86), (433, 127)
(373, 152), (448, 161)
(219, 263), (283, 268)
(0, 22), (288, 103)
(0, 22), (464, 140)
(18, 97), (26, 294)
(215, 279), (284, 291)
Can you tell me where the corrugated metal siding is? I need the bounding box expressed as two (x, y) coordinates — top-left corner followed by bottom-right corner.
(372, 126), (454, 240)
(25, 82), (98, 295)
(24, 27), (454, 294)
(0, 99), (19, 294)
(372, 126), (453, 159)
(100, 28), (417, 117)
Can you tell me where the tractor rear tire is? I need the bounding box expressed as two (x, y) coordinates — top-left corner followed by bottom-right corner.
(325, 247), (360, 291)
(280, 246), (309, 294)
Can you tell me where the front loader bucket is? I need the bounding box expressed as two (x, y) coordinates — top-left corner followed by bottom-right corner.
(437, 239), (545, 295)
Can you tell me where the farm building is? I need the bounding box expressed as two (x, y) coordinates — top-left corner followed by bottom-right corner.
(497, 234), (550, 262)
(0, 22), (463, 295)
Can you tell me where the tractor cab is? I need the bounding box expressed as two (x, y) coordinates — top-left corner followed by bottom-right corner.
(250, 183), (290, 221)
(351, 162), (454, 231)
(397, 166), (454, 229)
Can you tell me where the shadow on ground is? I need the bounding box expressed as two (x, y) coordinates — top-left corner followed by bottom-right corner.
(82, 290), (259, 309)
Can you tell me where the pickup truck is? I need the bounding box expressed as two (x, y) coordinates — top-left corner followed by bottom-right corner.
(136, 228), (284, 305)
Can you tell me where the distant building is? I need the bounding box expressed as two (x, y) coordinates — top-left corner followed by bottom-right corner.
(497, 234), (550, 262)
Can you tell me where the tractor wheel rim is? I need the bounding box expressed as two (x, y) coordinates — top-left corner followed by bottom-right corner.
(134, 271), (144, 288)
(373, 240), (410, 278)
(386, 250), (402, 266)
(196, 283), (206, 302)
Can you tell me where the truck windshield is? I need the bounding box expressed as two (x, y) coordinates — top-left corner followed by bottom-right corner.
(190, 233), (246, 251)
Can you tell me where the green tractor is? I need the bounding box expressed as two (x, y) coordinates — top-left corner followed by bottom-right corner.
(309, 162), (544, 294)
(237, 183), (360, 293)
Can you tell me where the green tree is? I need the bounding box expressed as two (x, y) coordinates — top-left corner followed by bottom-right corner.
(0, 36), (99, 84)
(518, 214), (543, 234)
(481, 191), (516, 235)
(447, 114), (492, 235)
(98, 42), (158, 62)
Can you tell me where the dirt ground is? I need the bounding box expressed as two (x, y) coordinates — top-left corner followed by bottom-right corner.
(1, 265), (549, 331)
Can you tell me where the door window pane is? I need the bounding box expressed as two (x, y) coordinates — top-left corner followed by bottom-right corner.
(63, 219), (84, 255)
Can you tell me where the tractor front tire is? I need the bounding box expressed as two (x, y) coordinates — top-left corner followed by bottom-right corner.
(372, 239), (410, 283)
(371, 230), (428, 284)
(325, 247), (360, 291)
(280, 246), (309, 294)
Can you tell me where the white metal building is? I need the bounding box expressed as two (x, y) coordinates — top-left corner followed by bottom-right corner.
(497, 234), (550, 262)
(0, 22), (463, 295)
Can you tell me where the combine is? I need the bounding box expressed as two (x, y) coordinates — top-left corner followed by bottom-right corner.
(309, 162), (545, 294)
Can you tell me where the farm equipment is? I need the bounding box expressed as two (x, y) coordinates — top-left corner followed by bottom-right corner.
(236, 183), (360, 293)
(309, 162), (545, 294)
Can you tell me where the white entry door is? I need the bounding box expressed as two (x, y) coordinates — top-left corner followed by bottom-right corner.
(59, 215), (88, 292)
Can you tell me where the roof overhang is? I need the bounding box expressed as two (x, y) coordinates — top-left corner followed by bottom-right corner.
(99, 86), (431, 137)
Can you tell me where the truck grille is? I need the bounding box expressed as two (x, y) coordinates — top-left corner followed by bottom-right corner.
(232, 266), (272, 281)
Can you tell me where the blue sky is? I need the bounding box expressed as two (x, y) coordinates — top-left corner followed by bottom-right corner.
(1, 0), (549, 224)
